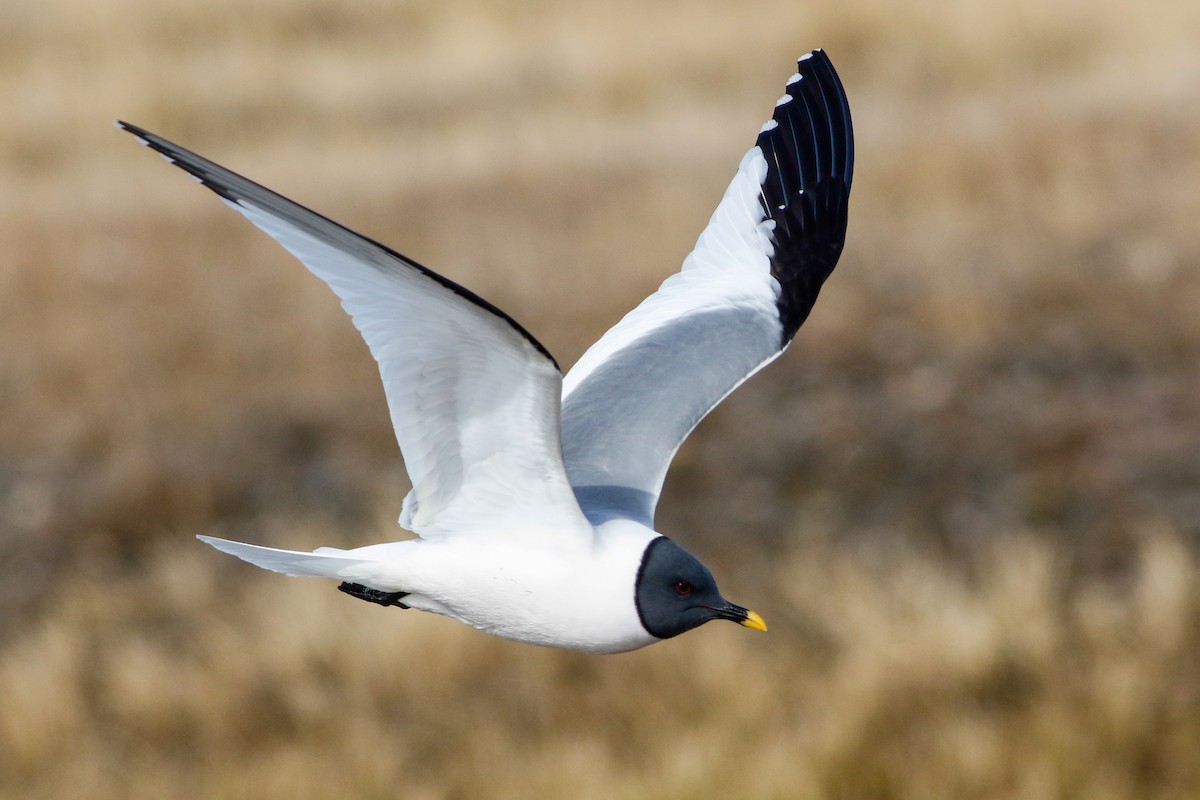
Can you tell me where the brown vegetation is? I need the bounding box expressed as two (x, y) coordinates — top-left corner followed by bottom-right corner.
(2, 0), (1198, 797)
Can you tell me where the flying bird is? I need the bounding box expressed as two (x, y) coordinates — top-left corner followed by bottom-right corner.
(119, 49), (853, 653)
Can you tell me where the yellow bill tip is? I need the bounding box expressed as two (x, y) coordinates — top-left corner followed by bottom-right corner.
(741, 609), (768, 632)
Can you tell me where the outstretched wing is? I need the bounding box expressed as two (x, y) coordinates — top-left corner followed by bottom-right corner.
(121, 122), (591, 540)
(560, 50), (854, 526)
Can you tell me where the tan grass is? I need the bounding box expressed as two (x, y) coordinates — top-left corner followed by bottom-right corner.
(2, 0), (1199, 796)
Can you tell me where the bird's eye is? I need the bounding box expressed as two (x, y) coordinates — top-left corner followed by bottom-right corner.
(674, 580), (693, 596)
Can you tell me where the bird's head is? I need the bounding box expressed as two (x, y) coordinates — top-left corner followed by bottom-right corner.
(634, 536), (766, 639)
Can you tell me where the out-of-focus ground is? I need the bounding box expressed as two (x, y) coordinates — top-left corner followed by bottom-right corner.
(2, 0), (1199, 797)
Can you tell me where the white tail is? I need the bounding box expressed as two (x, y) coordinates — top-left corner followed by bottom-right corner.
(197, 535), (374, 579)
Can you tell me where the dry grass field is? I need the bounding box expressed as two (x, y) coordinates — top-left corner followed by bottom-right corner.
(2, 0), (1199, 797)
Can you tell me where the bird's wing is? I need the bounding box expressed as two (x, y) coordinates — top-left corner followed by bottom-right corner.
(121, 122), (591, 541)
(560, 50), (854, 526)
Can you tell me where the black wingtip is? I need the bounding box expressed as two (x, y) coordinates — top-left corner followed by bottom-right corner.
(116, 119), (171, 153)
(755, 49), (854, 344)
(116, 120), (159, 151)
(117, 120), (245, 203)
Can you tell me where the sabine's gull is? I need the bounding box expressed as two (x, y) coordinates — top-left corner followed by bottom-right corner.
(119, 49), (853, 653)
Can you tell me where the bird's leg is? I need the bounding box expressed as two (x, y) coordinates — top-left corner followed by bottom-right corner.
(337, 582), (411, 609)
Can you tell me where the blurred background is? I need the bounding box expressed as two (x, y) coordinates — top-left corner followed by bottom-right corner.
(2, 0), (1199, 797)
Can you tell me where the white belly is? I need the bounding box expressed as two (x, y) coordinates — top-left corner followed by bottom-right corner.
(354, 528), (659, 653)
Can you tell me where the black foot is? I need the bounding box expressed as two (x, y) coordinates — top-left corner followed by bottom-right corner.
(338, 582), (411, 609)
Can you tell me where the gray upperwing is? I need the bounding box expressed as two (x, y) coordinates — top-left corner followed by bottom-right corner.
(562, 306), (780, 526)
